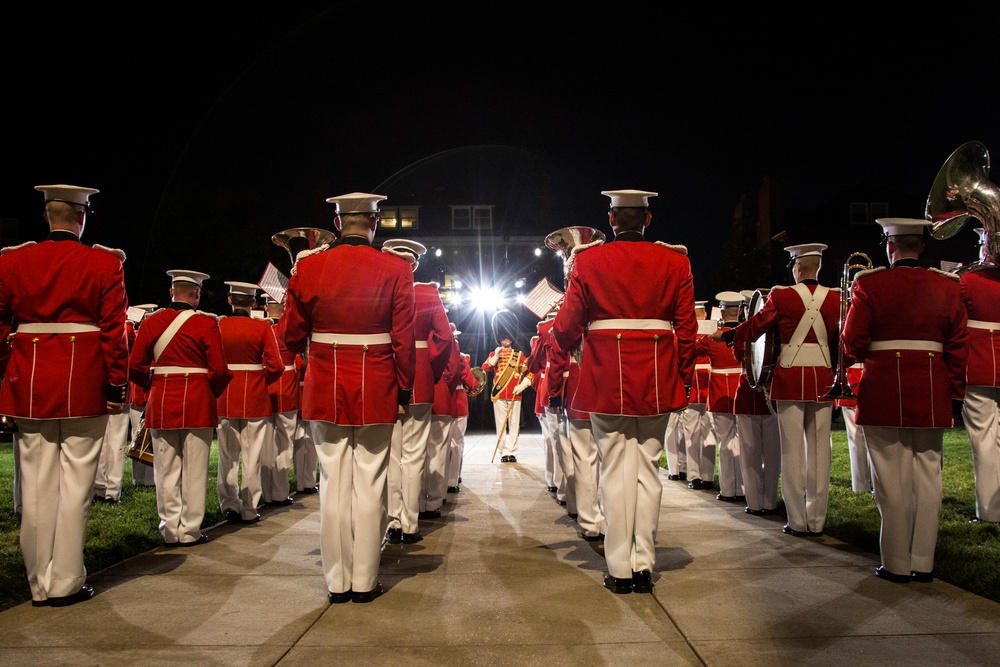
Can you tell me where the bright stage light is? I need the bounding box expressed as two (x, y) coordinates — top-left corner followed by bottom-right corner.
(534, 247), (542, 256)
(469, 285), (504, 312)
(514, 279), (525, 289)
(435, 248), (443, 257)
(453, 279), (463, 289)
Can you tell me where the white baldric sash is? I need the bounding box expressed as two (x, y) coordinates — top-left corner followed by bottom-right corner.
(779, 283), (831, 369)
(153, 310), (197, 362)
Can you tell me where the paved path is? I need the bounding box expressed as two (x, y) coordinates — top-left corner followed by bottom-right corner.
(2, 431), (1000, 666)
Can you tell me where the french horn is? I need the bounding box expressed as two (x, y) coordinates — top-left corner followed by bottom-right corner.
(272, 227), (337, 265)
(925, 140), (1000, 269)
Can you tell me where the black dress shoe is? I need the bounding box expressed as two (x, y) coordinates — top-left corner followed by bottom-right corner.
(225, 509), (241, 525)
(506, 455), (517, 463)
(48, 586), (95, 607)
(581, 533), (604, 542)
(717, 494), (738, 502)
(679, 472), (688, 481)
(328, 590), (352, 604)
(401, 531), (423, 544)
(745, 507), (766, 515)
(875, 565), (910, 584)
(418, 509), (441, 519)
(352, 581), (384, 603)
(603, 573), (632, 594)
(631, 570), (653, 594)
(447, 486), (460, 493)
(667, 474), (680, 481)
(385, 527), (403, 544)
(734, 495), (746, 503)
(266, 496), (294, 507)
(782, 524), (808, 537)
(807, 530), (824, 537)
(568, 513), (578, 520)
(687, 479), (704, 490)
(297, 486), (319, 495)
(911, 571), (934, 583)
(557, 499), (567, 506)
(241, 514), (261, 524)
(180, 533), (209, 546)
(546, 485), (558, 493)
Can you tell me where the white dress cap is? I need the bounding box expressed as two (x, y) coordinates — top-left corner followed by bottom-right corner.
(876, 217), (933, 237)
(167, 269), (210, 286)
(325, 192), (387, 214)
(35, 184), (99, 206)
(225, 281), (260, 297)
(716, 291), (744, 307)
(133, 303), (159, 311)
(601, 189), (658, 208)
(784, 243), (828, 259)
(739, 289), (756, 301)
(382, 238), (427, 257)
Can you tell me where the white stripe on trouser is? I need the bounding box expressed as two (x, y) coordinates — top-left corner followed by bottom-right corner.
(217, 417), (272, 520)
(94, 409), (130, 500)
(17, 415), (107, 602)
(263, 411), (297, 501)
(682, 404), (715, 483)
(775, 400), (832, 533)
(445, 415), (468, 488)
(711, 412), (743, 497)
(841, 406), (872, 493)
(570, 418), (605, 537)
(312, 421), (392, 595)
(422, 415), (452, 512)
(736, 413), (780, 511)
(963, 385), (1000, 521)
(387, 403), (432, 533)
(863, 425), (943, 575)
(663, 411), (687, 475)
(151, 427), (212, 545)
(293, 418), (318, 491)
(548, 406), (576, 513)
(494, 399), (522, 456)
(591, 413), (670, 579)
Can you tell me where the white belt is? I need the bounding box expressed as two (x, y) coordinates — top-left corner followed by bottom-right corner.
(18, 322), (100, 333)
(869, 340), (944, 353)
(415, 341), (429, 349)
(228, 364), (264, 371)
(284, 364), (295, 371)
(587, 319), (673, 331)
(710, 367), (743, 375)
(310, 332), (392, 345)
(153, 366), (208, 375)
(968, 319), (1000, 331)
(695, 363), (711, 370)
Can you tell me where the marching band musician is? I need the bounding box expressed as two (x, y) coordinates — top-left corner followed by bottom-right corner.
(216, 282), (284, 524)
(535, 313), (575, 510)
(682, 301), (713, 490)
(128, 304), (160, 487)
(381, 239), (451, 544)
(553, 188), (697, 595)
(733, 291), (781, 516)
(130, 270), (232, 547)
(838, 362), (872, 493)
(528, 329), (559, 494)
(263, 297), (302, 506)
(482, 310), (532, 463)
(843, 218), (968, 583)
(701, 292), (745, 502)
(446, 341), (479, 493)
(0, 184), (129, 607)
(959, 252), (1000, 523)
(720, 243), (839, 538)
(422, 321), (462, 520)
(281, 192), (416, 604)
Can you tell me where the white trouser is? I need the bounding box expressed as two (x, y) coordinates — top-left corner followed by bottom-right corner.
(262, 410), (296, 502)
(592, 413), (669, 579)
(293, 418), (318, 491)
(493, 399), (522, 457)
(842, 406), (872, 493)
(663, 410), (687, 475)
(570, 418), (605, 537)
(217, 417), (272, 520)
(964, 385), (1000, 521)
(711, 412), (743, 497)
(445, 415), (468, 487)
(683, 404), (715, 483)
(94, 408), (130, 500)
(736, 414), (780, 511)
(775, 400), (832, 533)
(388, 403), (432, 533)
(18, 416), (106, 602)
(312, 421), (392, 595)
(422, 415), (452, 512)
(151, 428), (212, 545)
(130, 407), (155, 487)
(864, 425), (943, 574)
(548, 407), (575, 511)
(539, 411), (559, 487)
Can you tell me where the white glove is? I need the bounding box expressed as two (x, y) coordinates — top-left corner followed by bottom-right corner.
(486, 346), (501, 367)
(512, 376), (532, 396)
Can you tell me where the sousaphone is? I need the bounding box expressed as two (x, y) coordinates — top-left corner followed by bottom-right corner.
(272, 227), (337, 266)
(544, 226), (606, 288)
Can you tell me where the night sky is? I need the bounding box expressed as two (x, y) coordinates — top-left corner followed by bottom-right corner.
(4, 3), (1000, 307)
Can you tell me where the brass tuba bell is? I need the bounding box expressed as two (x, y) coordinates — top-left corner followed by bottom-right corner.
(543, 226), (606, 287)
(272, 228), (337, 266)
(925, 141), (1000, 268)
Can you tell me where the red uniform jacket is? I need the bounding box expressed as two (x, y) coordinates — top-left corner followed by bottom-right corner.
(433, 337), (462, 416)
(129, 304), (232, 429)
(281, 237), (416, 426)
(699, 328), (741, 413)
(689, 346), (711, 406)
(552, 236), (698, 416)
(843, 263), (968, 428)
(268, 318), (302, 414)
(960, 267), (1000, 387)
(0, 234), (128, 419)
(216, 312), (283, 419)
(412, 282), (453, 405)
(733, 281), (839, 403)
(124, 320), (144, 406)
(451, 352), (478, 418)
(732, 337), (772, 416)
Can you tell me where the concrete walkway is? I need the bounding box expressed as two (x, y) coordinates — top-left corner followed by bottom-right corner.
(2, 431), (1000, 666)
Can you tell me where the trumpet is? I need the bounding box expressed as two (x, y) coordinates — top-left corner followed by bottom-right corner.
(823, 252), (873, 399)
